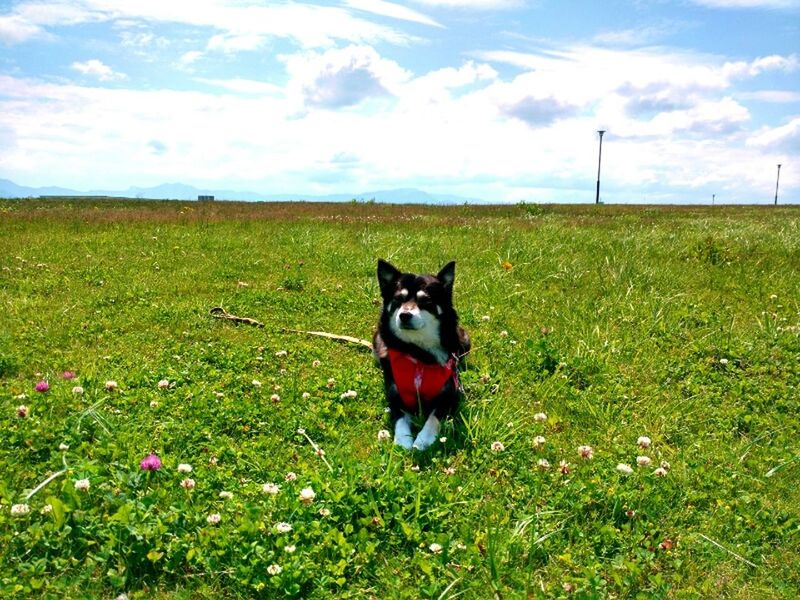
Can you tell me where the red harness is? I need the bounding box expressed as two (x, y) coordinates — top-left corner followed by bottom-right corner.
(388, 349), (459, 410)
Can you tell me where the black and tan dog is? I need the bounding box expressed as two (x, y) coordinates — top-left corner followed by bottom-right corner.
(373, 260), (470, 450)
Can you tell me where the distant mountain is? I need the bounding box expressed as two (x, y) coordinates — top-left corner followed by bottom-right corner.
(0, 178), (479, 204)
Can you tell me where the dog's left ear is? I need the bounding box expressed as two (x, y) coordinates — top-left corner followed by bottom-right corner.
(437, 261), (456, 290)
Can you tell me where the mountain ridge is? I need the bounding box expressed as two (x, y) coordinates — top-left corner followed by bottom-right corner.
(0, 179), (480, 204)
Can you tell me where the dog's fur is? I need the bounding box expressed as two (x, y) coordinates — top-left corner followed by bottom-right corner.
(373, 260), (470, 450)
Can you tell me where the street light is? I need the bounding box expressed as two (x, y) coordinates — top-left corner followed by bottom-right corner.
(774, 164), (782, 205)
(595, 130), (606, 205)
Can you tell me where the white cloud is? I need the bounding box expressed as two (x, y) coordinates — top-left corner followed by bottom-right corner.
(747, 117), (800, 154)
(178, 51), (203, 67)
(0, 0), (417, 49)
(344, 0), (443, 27)
(284, 45), (411, 109)
(195, 78), (283, 95)
(0, 14), (46, 44)
(70, 59), (126, 81)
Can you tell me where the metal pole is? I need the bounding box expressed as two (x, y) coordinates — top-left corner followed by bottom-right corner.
(595, 130), (605, 204)
(774, 164), (781, 205)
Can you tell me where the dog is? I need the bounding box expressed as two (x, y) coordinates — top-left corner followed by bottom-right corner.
(373, 259), (470, 450)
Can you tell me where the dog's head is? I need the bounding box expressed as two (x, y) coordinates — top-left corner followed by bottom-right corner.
(376, 259), (457, 354)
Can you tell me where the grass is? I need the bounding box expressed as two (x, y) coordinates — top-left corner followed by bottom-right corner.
(1, 198), (799, 599)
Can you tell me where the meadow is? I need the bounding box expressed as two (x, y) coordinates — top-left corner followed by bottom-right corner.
(1, 198), (799, 599)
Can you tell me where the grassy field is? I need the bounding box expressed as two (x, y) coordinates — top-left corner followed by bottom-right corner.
(1, 199), (799, 599)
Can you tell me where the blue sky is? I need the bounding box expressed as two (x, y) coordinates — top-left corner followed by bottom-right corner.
(1, 0), (798, 203)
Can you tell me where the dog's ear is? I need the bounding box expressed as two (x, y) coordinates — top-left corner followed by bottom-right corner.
(377, 259), (401, 297)
(437, 261), (456, 290)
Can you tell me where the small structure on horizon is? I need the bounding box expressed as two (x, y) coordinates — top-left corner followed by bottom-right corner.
(198, 195), (215, 201)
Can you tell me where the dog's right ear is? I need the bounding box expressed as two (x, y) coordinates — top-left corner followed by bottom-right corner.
(377, 259), (401, 297)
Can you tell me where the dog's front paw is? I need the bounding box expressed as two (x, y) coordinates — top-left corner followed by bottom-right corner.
(394, 433), (414, 450)
(412, 414), (440, 451)
(394, 414), (414, 450)
(411, 429), (437, 452)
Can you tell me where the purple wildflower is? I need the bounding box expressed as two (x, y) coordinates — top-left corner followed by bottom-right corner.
(35, 380), (49, 393)
(62, 371), (76, 380)
(140, 453), (162, 471)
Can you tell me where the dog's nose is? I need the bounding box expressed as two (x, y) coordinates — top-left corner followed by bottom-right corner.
(399, 312), (413, 324)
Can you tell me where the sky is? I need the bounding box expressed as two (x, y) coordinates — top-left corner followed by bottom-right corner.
(0, 0), (798, 204)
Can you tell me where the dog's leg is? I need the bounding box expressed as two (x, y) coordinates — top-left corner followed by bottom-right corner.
(394, 413), (414, 450)
(412, 413), (440, 451)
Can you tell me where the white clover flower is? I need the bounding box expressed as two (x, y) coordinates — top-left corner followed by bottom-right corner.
(481, 315), (490, 322)
(105, 380), (118, 391)
(116, 594), (129, 600)
(299, 487), (316, 504)
(181, 478), (196, 490)
(318, 508), (331, 517)
(11, 503), (30, 516)
(16, 405), (29, 418)
(252, 379), (262, 387)
(74, 478), (90, 492)
(533, 435), (546, 447)
(315, 448), (325, 457)
(340, 390), (357, 399)
(40, 504), (53, 515)
(637, 436), (651, 449)
(275, 350), (288, 357)
(177, 463), (193, 473)
(326, 378), (336, 388)
(284, 472), (297, 482)
(559, 460), (571, 474)
(377, 429), (391, 442)
(297, 428), (306, 435)
(654, 467), (668, 477)
(149, 400), (159, 408)
(302, 392), (311, 399)
(267, 564), (283, 576)
(312, 360), (321, 367)
(719, 358), (729, 365)
(284, 544), (296, 553)
(443, 467), (456, 475)
(15, 393), (28, 400)
(533, 412), (548, 422)
(207, 513), (221, 525)
(208, 456), (219, 467)
(616, 463), (634, 475)
(262, 483), (280, 495)
(270, 394), (281, 402)
(439, 436), (447, 443)
(276, 522), (292, 533)
(219, 491), (233, 499)
(491, 441), (505, 452)
(158, 379), (170, 389)
(660, 460), (671, 471)
(214, 391), (224, 398)
(500, 330), (509, 337)
(636, 456), (652, 467)
(72, 386), (84, 395)
(429, 542), (443, 554)
(59, 443), (69, 451)
(537, 458), (551, 469)
(578, 445), (594, 459)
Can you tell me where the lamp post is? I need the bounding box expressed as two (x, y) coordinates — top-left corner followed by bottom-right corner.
(595, 130), (606, 205)
(774, 164), (781, 205)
